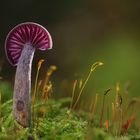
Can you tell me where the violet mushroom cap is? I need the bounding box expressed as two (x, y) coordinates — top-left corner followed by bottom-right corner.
(5, 22), (53, 66)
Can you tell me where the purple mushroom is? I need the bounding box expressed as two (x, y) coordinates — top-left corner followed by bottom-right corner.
(5, 22), (52, 127)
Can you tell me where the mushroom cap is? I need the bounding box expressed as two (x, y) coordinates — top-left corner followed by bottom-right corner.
(5, 22), (53, 66)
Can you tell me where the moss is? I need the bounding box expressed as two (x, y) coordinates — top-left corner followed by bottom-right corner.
(0, 98), (140, 140)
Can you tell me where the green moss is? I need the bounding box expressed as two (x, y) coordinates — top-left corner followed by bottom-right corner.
(0, 98), (88, 140)
(0, 98), (140, 140)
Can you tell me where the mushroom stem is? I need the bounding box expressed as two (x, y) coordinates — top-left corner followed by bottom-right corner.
(13, 44), (35, 127)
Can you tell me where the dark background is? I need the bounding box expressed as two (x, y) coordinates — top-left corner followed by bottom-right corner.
(0, 0), (140, 98)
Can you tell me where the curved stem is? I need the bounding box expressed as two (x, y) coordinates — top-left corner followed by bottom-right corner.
(73, 62), (103, 109)
(13, 44), (35, 127)
(73, 70), (92, 109)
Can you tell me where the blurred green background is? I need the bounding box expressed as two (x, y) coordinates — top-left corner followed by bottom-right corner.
(0, 0), (140, 99)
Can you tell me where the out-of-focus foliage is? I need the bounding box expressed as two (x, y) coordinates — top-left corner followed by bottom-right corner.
(0, 1), (140, 96)
(0, 82), (12, 101)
